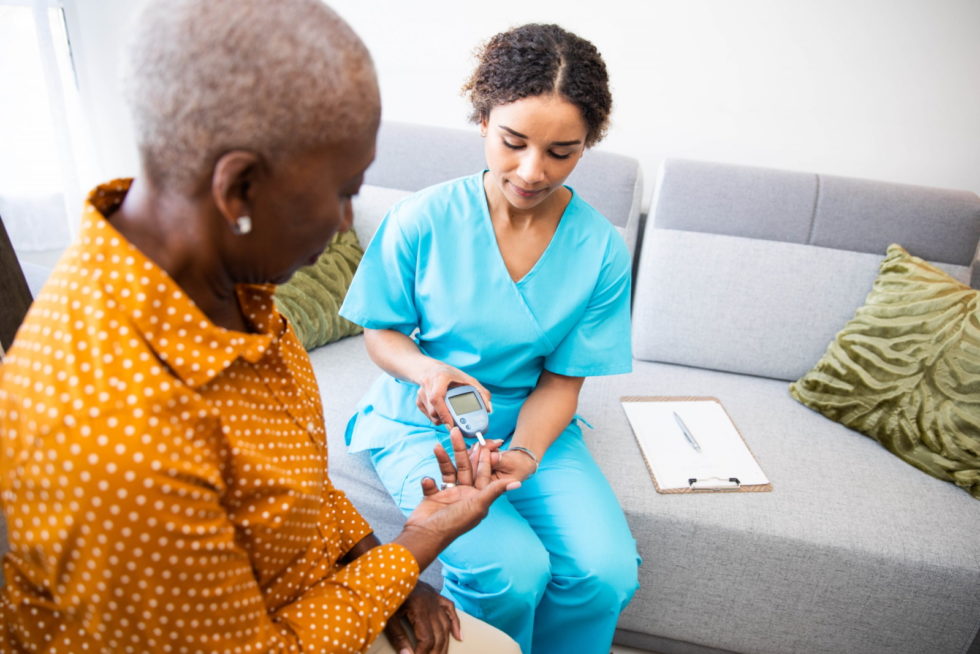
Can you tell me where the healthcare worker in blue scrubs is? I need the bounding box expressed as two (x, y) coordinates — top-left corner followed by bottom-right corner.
(340, 23), (640, 654)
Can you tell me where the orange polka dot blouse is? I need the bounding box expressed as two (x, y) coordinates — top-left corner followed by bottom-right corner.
(0, 180), (419, 652)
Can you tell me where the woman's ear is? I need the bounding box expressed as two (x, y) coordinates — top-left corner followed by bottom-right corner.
(211, 151), (262, 234)
(479, 115), (489, 137)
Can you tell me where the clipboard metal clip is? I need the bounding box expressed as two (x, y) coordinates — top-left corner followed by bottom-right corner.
(688, 476), (741, 491)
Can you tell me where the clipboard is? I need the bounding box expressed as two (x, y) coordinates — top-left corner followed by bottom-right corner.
(621, 396), (772, 494)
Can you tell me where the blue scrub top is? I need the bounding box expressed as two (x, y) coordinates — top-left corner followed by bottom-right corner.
(339, 172), (632, 451)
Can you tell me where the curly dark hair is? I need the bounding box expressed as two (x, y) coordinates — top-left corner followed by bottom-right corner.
(462, 24), (612, 148)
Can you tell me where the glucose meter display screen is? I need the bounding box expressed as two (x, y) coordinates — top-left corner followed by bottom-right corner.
(448, 392), (481, 415)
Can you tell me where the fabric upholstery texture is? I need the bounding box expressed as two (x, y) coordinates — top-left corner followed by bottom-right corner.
(274, 228), (364, 350)
(576, 360), (980, 654)
(350, 184), (413, 247)
(650, 159), (980, 270)
(790, 244), (980, 498)
(631, 228), (970, 381)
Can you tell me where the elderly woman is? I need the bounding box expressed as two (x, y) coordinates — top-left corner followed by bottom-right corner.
(340, 24), (640, 654)
(0, 1), (520, 652)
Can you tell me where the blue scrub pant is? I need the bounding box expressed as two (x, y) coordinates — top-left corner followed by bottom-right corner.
(368, 421), (640, 654)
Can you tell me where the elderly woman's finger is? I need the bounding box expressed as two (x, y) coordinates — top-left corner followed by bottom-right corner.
(420, 476), (441, 497)
(433, 443), (457, 485)
(384, 615), (413, 654)
(443, 597), (462, 642)
(449, 427), (474, 487)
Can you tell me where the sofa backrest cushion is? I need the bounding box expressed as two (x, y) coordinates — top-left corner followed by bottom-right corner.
(633, 158), (980, 380)
(633, 229), (970, 381)
(364, 121), (645, 256)
(351, 185), (413, 246)
(650, 159), (980, 266)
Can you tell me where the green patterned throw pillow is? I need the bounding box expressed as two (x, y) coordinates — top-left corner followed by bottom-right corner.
(274, 228), (364, 350)
(789, 244), (980, 498)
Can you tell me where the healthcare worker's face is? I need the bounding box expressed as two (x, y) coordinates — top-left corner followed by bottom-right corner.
(481, 93), (587, 211)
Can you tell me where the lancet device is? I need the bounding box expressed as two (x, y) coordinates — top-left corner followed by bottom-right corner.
(445, 385), (489, 445)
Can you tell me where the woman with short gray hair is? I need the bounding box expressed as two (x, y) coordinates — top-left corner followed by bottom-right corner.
(0, 1), (519, 652)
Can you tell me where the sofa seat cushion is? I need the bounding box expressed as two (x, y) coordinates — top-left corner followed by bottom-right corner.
(578, 361), (980, 654)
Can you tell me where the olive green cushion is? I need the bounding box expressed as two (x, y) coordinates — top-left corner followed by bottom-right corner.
(274, 228), (364, 350)
(789, 244), (980, 498)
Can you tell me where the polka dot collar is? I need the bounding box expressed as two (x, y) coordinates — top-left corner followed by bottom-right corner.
(81, 179), (280, 388)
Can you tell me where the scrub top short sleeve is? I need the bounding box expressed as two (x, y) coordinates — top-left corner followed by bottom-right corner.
(340, 205), (419, 337)
(544, 236), (632, 378)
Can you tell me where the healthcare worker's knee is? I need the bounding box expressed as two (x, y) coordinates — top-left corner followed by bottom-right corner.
(560, 545), (640, 609)
(453, 539), (551, 617)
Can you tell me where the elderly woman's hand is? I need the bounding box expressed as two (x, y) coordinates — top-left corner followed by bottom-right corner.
(394, 428), (517, 571)
(386, 428), (516, 653)
(383, 580), (459, 654)
(416, 362), (492, 427)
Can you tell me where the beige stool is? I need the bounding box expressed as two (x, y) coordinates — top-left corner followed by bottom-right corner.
(367, 610), (520, 654)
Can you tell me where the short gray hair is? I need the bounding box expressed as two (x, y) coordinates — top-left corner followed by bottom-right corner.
(123, 0), (379, 190)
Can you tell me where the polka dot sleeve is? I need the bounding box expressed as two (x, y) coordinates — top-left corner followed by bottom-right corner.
(323, 479), (375, 555)
(274, 543), (419, 648)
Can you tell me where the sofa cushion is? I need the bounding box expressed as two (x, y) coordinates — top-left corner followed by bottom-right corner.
(274, 228), (364, 350)
(577, 361), (980, 654)
(650, 159), (980, 268)
(790, 244), (980, 498)
(351, 184), (414, 246)
(631, 229), (971, 381)
(273, 186), (414, 351)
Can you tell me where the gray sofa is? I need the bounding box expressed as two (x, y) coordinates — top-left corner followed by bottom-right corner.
(313, 122), (980, 654)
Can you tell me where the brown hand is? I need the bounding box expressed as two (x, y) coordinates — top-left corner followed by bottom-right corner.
(491, 448), (538, 483)
(415, 363), (493, 426)
(394, 428), (518, 570)
(384, 581), (460, 654)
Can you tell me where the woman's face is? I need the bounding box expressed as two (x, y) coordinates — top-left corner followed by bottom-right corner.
(481, 93), (588, 212)
(235, 130), (375, 285)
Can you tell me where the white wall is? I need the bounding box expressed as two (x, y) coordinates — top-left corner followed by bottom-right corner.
(67, 0), (980, 208)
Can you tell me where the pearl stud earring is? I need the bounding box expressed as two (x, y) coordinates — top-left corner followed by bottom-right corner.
(232, 215), (252, 235)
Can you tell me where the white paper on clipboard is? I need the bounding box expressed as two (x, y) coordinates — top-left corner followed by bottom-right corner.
(621, 397), (770, 493)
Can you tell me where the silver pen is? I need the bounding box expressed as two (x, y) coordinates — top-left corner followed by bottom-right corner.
(672, 411), (702, 453)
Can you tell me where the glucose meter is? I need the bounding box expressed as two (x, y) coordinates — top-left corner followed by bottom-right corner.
(445, 385), (489, 445)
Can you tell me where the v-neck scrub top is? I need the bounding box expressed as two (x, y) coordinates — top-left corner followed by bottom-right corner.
(340, 173), (632, 451)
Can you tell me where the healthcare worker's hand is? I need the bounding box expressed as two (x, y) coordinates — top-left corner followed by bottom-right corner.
(491, 448), (539, 483)
(415, 362), (493, 427)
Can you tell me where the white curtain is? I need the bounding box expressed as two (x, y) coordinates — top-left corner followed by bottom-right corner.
(0, 0), (97, 286)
